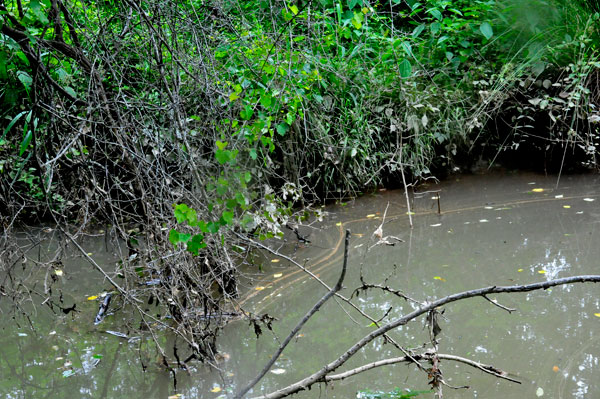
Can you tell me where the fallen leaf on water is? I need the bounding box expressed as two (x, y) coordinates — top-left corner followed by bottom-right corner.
(479, 219), (489, 223)
(296, 333), (305, 338)
(583, 198), (595, 202)
(366, 214), (376, 218)
(226, 372), (235, 377)
(87, 295), (98, 301)
(555, 194), (564, 199)
(271, 259), (280, 263)
(532, 188), (544, 192)
(18, 333), (27, 337)
(536, 387), (544, 397)
(594, 313), (600, 317)
(576, 211), (584, 214)
(553, 366), (559, 372)
(168, 395), (182, 399)
(430, 223), (442, 227)
(538, 270), (546, 274)
(255, 286), (265, 291)
(271, 368), (286, 375)
(273, 273), (283, 278)
(355, 233), (364, 237)
(433, 276), (446, 282)
(563, 205), (571, 209)
(406, 211), (415, 215)
(55, 269), (64, 276)
(335, 222), (342, 226)
(52, 345), (59, 351)
(484, 206), (493, 209)
(528, 182), (536, 185)
(87, 252), (93, 256)
(210, 386), (222, 393)
(518, 269), (524, 272)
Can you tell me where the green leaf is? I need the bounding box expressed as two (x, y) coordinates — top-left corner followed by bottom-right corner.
(240, 105), (254, 120)
(186, 234), (206, 256)
(290, 4), (299, 15)
(2, 111), (29, 141)
(479, 22), (493, 40)
(169, 229), (180, 245)
(260, 93), (272, 107)
(412, 24), (426, 37)
(347, 0), (358, 8)
(399, 59), (412, 78)
(216, 149), (230, 164)
(207, 222), (220, 233)
(174, 203), (191, 223)
(427, 8), (442, 20)
(222, 211), (234, 224)
(20, 130), (32, 156)
(17, 71), (32, 92)
(401, 41), (413, 58)
(276, 123), (289, 136)
(216, 140), (228, 150)
(249, 148), (258, 160)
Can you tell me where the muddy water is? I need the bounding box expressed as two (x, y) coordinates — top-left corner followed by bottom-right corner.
(2, 172), (600, 399)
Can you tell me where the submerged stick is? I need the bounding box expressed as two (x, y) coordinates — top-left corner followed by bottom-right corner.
(399, 146), (413, 228)
(234, 230), (351, 399)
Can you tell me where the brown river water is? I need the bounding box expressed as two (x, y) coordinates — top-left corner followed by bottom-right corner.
(2, 171), (600, 399)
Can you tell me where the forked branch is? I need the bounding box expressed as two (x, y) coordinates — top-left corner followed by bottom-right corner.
(249, 275), (600, 399)
(235, 230), (351, 399)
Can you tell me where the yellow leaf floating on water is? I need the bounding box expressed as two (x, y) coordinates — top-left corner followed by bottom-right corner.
(406, 211), (415, 215)
(54, 269), (63, 276)
(433, 276), (446, 282)
(532, 188), (544, 192)
(210, 386), (222, 393)
(271, 368), (286, 375)
(335, 222), (342, 226)
(255, 286), (266, 291)
(366, 214), (376, 218)
(271, 259), (280, 263)
(536, 387), (544, 397)
(273, 273), (283, 278)
(594, 313), (600, 317)
(538, 270), (546, 274)
(517, 269), (524, 272)
(563, 205), (571, 209)
(168, 395), (183, 399)
(553, 366), (559, 372)
(87, 295), (98, 301)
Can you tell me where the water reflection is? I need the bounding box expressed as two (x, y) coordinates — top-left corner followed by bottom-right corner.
(2, 172), (600, 398)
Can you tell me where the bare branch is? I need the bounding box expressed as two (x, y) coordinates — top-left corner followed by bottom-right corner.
(483, 295), (516, 313)
(235, 230), (351, 399)
(251, 275), (600, 399)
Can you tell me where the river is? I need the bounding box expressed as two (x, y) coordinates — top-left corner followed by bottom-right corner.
(2, 171), (600, 399)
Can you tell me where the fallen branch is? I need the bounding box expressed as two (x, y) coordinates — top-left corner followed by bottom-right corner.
(235, 230), (351, 399)
(250, 275), (600, 399)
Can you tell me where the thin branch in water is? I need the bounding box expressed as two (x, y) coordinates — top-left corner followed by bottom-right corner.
(234, 230), (351, 399)
(483, 295), (516, 313)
